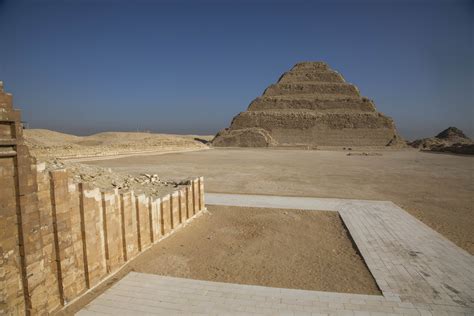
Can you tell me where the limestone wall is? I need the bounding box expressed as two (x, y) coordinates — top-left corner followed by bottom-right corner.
(42, 168), (205, 311)
(0, 82), (206, 315)
(0, 81), (29, 315)
(2, 162), (205, 315)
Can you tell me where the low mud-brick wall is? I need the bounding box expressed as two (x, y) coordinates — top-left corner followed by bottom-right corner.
(0, 82), (206, 315)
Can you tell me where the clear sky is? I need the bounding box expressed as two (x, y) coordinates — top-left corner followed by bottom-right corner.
(0, 0), (472, 140)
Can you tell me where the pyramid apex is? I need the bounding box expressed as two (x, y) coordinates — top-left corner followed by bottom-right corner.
(294, 61), (327, 66)
(291, 61), (329, 71)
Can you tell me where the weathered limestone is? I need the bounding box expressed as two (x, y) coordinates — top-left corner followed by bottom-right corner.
(213, 62), (404, 147)
(0, 81), (46, 314)
(0, 82), (207, 315)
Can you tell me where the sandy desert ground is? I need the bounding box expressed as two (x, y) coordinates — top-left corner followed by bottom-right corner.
(84, 148), (474, 255)
(28, 130), (473, 314)
(25, 130), (473, 253)
(129, 205), (380, 295)
(61, 205), (381, 315)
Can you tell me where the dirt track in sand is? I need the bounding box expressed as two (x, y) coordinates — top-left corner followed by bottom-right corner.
(85, 148), (474, 254)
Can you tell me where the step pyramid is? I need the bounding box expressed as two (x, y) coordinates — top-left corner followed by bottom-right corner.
(212, 62), (404, 147)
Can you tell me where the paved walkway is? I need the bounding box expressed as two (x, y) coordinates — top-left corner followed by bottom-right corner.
(78, 193), (474, 315)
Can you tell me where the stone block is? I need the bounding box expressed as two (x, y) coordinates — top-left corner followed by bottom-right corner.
(192, 179), (199, 215)
(161, 195), (171, 235)
(135, 194), (151, 251)
(102, 190), (124, 273)
(186, 185), (193, 218)
(120, 192), (139, 261)
(171, 191), (180, 229)
(179, 189), (187, 222)
(80, 186), (106, 288)
(199, 177), (205, 211)
(150, 198), (161, 242)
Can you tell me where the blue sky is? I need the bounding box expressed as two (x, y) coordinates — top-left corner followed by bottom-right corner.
(0, 0), (472, 139)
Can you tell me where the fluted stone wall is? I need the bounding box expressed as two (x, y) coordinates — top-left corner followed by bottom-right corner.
(35, 168), (205, 313)
(0, 82), (206, 315)
(0, 81), (34, 315)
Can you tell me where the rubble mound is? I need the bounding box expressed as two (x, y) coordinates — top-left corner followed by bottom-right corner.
(430, 143), (474, 155)
(44, 159), (190, 197)
(212, 127), (276, 147)
(409, 127), (473, 155)
(213, 62), (404, 147)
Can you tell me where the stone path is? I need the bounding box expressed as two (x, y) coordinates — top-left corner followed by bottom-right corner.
(78, 193), (474, 315)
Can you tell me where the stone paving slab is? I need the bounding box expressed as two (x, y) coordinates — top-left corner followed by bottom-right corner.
(78, 193), (474, 315)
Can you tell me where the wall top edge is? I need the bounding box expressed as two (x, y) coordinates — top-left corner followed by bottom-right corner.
(34, 163), (202, 202)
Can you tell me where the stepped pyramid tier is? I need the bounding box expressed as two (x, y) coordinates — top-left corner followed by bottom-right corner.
(212, 62), (404, 147)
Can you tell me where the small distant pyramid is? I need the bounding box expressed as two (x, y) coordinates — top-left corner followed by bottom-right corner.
(410, 126), (473, 152)
(212, 62), (404, 147)
(435, 127), (469, 141)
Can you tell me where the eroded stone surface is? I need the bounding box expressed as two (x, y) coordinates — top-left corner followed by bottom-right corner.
(213, 62), (405, 148)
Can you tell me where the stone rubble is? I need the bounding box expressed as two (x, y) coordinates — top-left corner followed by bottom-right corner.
(44, 159), (191, 197)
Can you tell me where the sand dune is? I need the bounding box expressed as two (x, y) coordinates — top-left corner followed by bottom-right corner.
(24, 129), (212, 159)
